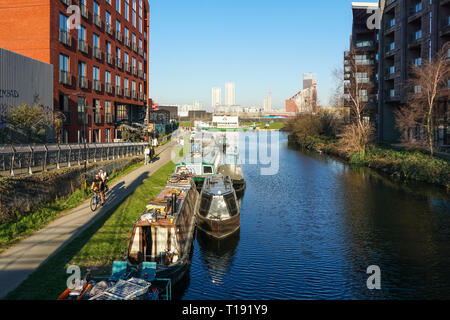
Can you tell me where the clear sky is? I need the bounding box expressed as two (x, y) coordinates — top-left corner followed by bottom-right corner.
(148, 0), (357, 110)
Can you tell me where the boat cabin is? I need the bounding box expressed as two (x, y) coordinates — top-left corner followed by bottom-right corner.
(198, 175), (239, 220)
(127, 177), (198, 267)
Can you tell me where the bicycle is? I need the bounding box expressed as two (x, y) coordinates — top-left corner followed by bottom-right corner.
(90, 190), (105, 212)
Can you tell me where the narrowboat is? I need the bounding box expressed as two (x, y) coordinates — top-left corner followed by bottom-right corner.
(196, 175), (241, 239)
(126, 173), (199, 285)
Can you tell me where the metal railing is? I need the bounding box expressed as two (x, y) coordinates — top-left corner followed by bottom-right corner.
(0, 142), (146, 176)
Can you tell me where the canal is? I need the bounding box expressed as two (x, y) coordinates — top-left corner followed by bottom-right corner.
(178, 132), (450, 299)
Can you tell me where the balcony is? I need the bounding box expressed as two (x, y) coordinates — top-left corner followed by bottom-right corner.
(94, 47), (102, 60)
(408, 2), (423, 23)
(139, 48), (144, 56)
(385, 89), (400, 102)
(144, 73), (146, 81)
(63, 111), (71, 125)
(59, 71), (72, 86)
(384, 0), (397, 13)
(138, 70), (144, 79)
(105, 113), (113, 123)
(59, 30), (72, 46)
(94, 15), (102, 28)
(94, 113), (103, 124)
(132, 90), (137, 99)
(408, 31), (422, 48)
(78, 76), (88, 89)
(106, 54), (114, 65)
(80, 5), (88, 19)
(106, 23), (113, 36)
(124, 88), (131, 98)
(384, 67), (396, 80)
(441, 18), (450, 36)
(93, 80), (101, 92)
(125, 37), (131, 47)
(116, 58), (123, 69)
(105, 83), (113, 94)
(139, 92), (144, 101)
(77, 112), (87, 125)
(116, 86), (123, 95)
(132, 67), (137, 76)
(116, 31), (123, 42)
(132, 42), (138, 52)
(125, 63), (131, 72)
(60, 0), (71, 5)
(78, 40), (88, 54)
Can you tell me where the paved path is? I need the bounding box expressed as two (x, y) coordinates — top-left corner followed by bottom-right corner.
(0, 140), (177, 298)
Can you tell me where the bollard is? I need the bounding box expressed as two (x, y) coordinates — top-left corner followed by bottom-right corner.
(43, 145), (48, 172)
(28, 145), (34, 175)
(68, 145), (72, 167)
(56, 144), (61, 169)
(10, 145), (15, 176)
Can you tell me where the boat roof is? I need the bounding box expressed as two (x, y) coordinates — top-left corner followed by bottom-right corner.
(202, 175), (234, 196)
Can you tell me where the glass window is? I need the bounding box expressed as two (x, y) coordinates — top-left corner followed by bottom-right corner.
(93, 1), (100, 17)
(115, 74), (121, 86)
(78, 61), (86, 77)
(59, 13), (68, 31)
(93, 33), (99, 49)
(59, 54), (69, 71)
(116, 0), (121, 13)
(106, 41), (111, 54)
(125, 0), (129, 20)
(93, 66), (100, 81)
(132, 0), (136, 27)
(78, 25), (86, 41)
(105, 10), (111, 25)
(105, 71), (111, 84)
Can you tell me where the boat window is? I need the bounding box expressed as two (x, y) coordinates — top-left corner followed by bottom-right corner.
(199, 193), (213, 217)
(208, 196), (230, 219)
(224, 193), (238, 216)
(203, 166), (213, 174)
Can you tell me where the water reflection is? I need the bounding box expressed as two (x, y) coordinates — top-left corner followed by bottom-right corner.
(181, 132), (450, 299)
(196, 229), (240, 286)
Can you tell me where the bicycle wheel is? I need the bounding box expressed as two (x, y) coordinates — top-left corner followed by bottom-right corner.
(90, 196), (98, 212)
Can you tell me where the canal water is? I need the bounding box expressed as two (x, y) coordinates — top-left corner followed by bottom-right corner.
(177, 132), (450, 299)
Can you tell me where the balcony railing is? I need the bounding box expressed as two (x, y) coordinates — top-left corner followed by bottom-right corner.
(139, 48), (144, 56)
(106, 54), (114, 65)
(94, 15), (102, 28)
(132, 42), (138, 52)
(80, 5), (88, 19)
(105, 83), (112, 94)
(94, 113), (103, 124)
(78, 39), (88, 53)
(78, 76), (88, 89)
(59, 71), (72, 86)
(106, 23), (113, 35)
(139, 92), (144, 101)
(94, 47), (102, 59)
(105, 113), (113, 123)
(116, 31), (123, 42)
(60, 0), (71, 6)
(132, 90), (137, 99)
(124, 88), (131, 97)
(138, 70), (144, 79)
(116, 58), (123, 69)
(59, 30), (71, 46)
(125, 37), (131, 47)
(132, 67), (137, 76)
(116, 86), (123, 95)
(125, 63), (131, 72)
(93, 80), (101, 91)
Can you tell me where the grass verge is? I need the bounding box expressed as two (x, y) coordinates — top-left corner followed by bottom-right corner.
(4, 161), (175, 300)
(0, 158), (144, 255)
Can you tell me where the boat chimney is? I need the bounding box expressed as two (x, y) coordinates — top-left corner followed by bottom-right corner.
(172, 193), (177, 214)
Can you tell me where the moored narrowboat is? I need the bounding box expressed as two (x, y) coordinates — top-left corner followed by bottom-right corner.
(195, 175), (241, 239)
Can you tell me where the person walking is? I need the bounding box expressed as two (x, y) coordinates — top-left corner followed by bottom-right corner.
(150, 146), (155, 162)
(144, 145), (150, 165)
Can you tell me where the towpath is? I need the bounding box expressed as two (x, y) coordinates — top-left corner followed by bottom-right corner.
(0, 139), (177, 298)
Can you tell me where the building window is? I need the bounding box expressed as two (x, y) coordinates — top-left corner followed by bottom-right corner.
(78, 25), (86, 42)
(59, 54), (69, 73)
(105, 10), (111, 26)
(117, 104), (127, 121)
(414, 57), (422, 66)
(116, 0), (121, 13)
(93, 33), (100, 50)
(414, 85), (421, 94)
(132, 0), (137, 27)
(125, 0), (129, 20)
(105, 71), (111, 85)
(116, 74), (121, 87)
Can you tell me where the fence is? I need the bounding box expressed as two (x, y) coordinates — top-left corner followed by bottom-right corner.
(0, 142), (147, 176)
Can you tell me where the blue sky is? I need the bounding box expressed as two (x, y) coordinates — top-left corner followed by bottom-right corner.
(148, 0), (357, 110)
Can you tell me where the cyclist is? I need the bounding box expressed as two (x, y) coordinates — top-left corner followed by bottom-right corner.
(90, 174), (105, 206)
(99, 169), (109, 192)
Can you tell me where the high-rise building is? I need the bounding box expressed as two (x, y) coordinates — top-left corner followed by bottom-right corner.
(377, 0), (449, 144)
(0, 0), (149, 143)
(264, 90), (272, 112)
(225, 82), (235, 106)
(211, 87), (221, 111)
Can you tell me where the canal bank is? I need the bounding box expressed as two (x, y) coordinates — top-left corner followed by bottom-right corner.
(179, 132), (450, 299)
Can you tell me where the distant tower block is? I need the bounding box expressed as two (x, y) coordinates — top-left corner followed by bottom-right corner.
(303, 73), (317, 89)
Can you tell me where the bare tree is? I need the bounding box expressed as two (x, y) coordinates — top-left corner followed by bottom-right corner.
(395, 44), (450, 156)
(337, 47), (376, 155)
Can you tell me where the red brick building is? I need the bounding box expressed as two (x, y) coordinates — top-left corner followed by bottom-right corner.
(0, 0), (149, 143)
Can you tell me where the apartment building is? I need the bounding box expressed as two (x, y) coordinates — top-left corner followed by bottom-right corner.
(0, 0), (149, 143)
(378, 0), (449, 144)
(344, 2), (379, 127)
(285, 74), (318, 114)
